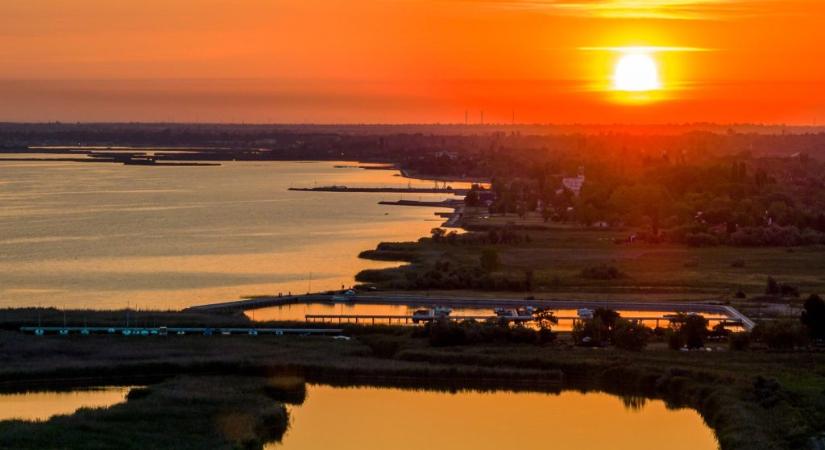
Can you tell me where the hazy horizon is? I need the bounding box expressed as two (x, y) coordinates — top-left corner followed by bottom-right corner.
(3, 1), (825, 124)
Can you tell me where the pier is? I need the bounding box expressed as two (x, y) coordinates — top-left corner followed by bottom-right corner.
(305, 314), (535, 325)
(304, 313), (744, 328)
(288, 186), (469, 195)
(185, 293), (755, 331)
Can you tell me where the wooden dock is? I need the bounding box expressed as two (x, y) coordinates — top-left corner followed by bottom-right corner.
(289, 186), (469, 195)
(305, 314), (744, 328)
(185, 293), (755, 331)
(305, 314), (535, 325)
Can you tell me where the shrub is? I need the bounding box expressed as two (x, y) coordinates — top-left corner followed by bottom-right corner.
(729, 332), (751, 351)
(685, 232), (719, 247)
(572, 317), (607, 346)
(359, 334), (404, 358)
(766, 277), (781, 295)
(667, 314), (708, 350)
(667, 330), (685, 350)
(480, 249), (500, 272)
(580, 264), (624, 280)
(780, 283), (800, 298)
(801, 294), (825, 340)
(536, 327), (556, 345)
(611, 319), (651, 351)
(428, 319), (467, 346)
(753, 320), (809, 350)
(507, 325), (538, 344)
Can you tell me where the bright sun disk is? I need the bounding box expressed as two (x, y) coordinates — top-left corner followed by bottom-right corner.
(613, 51), (661, 92)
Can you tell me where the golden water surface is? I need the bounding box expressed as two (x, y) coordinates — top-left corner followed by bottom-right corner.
(0, 160), (463, 309)
(269, 385), (719, 450)
(0, 387), (134, 421)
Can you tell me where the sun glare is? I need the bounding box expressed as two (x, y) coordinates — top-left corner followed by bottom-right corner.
(612, 51), (661, 92)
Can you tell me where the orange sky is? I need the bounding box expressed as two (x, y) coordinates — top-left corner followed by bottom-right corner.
(1, 0), (824, 123)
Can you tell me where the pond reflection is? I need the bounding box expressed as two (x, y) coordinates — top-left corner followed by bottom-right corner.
(0, 387), (135, 421)
(269, 384), (719, 450)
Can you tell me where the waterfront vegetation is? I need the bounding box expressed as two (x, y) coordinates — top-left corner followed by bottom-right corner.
(3, 129), (825, 448)
(0, 315), (824, 450)
(357, 223), (825, 304)
(0, 376), (292, 449)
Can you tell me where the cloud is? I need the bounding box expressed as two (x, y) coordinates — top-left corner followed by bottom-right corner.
(481, 0), (759, 20)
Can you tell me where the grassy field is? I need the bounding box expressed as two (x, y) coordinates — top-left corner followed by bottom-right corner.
(359, 209), (825, 306)
(0, 322), (824, 450)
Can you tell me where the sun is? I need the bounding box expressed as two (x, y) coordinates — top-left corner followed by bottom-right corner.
(612, 51), (661, 92)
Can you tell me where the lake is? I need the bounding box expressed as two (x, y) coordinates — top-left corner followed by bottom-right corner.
(270, 384), (719, 450)
(0, 159), (462, 309)
(0, 384), (718, 449)
(0, 387), (134, 421)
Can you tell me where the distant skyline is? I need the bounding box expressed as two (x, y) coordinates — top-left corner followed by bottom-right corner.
(2, 1), (825, 124)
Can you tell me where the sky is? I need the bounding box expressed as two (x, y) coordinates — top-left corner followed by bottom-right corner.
(1, 0), (824, 124)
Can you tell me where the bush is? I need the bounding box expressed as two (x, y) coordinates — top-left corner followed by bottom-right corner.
(766, 277), (780, 295)
(428, 319), (467, 346)
(801, 294), (825, 340)
(665, 314), (708, 350)
(753, 320), (809, 350)
(685, 232), (719, 247)
(580, 264), (624, 280)
(729, 332), (751, 351)
(572, 317), (607, 347)
(507, 325), (538, 344)
(536, 327), (556, 345)
(611, 319), (651, 351)
(359, 334), (404, 358)
(421, 319), (549, 346)
(480, 249), (500, 272)
(667, 330), (685, 350)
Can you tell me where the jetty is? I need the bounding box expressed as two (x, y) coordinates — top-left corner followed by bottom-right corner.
(289, 186), (469, 195)
(378, 199), (463, 208)
(185, 293), (755, 331)
(304, 313), (743, 328)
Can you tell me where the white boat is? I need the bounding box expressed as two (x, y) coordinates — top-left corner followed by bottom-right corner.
(332, 289), (357, 302)
(494, 307), (517, 317)
(412, 306), (453, 323)
(433, 306), (452, 316)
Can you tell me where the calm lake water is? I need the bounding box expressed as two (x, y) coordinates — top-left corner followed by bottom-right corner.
(0, 159), (462, 309)
(270, 385), (719, 450)
(0, 387), (133, 421)
(1, 384), (719, 449)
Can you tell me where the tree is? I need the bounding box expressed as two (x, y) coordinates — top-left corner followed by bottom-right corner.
(572, 308), (621, 347)
(593, 308), (620, 331)
(572, 317), (607, 346)
(670, 314), (708, 349)
(801, 294), (825, 341)
(465, 190), (479, 207)
(753, 320), (809, 350)
(480, 249), (500, 272)
(533, 308), (559, 330)
(612, 319), (651, 351)
(430, 228), (446, 243)
(766, 277), (780, 296)
(524, 270), (534, 291)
